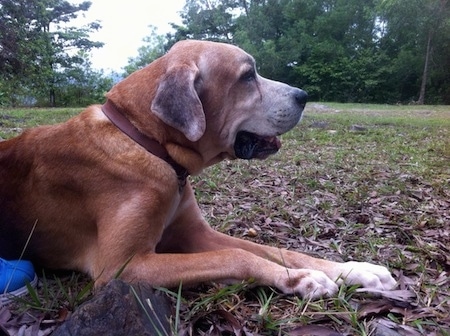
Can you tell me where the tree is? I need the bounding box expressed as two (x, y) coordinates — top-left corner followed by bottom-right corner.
(171, 0), (393, 102)
(51, 51), (114, 106)
(379, 0), (450, 104)
(287, 0), (391, 102)
(0, 0), (45, 105)
(171, 0), (238, 42)
(165, 0), (450, 104)
(234, 0), (291, 80)
(123, 25), (167, 76)
(416, 0), (449, 104)
(0, 0), (103, 106)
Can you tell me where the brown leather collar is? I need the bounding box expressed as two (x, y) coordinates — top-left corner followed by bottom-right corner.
(101, 100), (188, 190)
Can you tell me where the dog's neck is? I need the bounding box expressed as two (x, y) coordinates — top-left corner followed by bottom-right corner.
(101, 99), (189, 190)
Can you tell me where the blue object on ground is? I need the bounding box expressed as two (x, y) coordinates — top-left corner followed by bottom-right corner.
(0, 258), (38, 306)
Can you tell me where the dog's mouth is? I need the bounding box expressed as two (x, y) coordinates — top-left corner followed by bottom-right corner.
(233, 131), (281, 160)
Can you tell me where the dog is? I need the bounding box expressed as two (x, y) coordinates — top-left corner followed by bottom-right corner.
(0, 40), (395, 299)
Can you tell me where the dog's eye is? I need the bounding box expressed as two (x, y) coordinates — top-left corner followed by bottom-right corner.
(240, 70), (256, 83)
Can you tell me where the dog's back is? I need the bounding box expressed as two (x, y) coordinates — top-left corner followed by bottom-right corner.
(0, 112), (103, 269)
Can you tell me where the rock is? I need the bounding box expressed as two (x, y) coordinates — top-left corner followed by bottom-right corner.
(349, 124), (368, 132)
(309, 121), (330, 129)
(245, 227), (258, 237)
(53, 279), (173, 336)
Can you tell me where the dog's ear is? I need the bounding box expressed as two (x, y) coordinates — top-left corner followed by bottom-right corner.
(151, 64), (205, 142)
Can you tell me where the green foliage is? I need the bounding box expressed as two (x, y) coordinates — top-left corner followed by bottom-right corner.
(53, 53), (114, 107)
(123, 25), (167, 76)
(161, 0), (450, 104)
(13, 271), (93, 313)
(0, 0), (107, 107)
(172, 0), (238, 42)
(2, 0), (449, 106)
(378, 0), (450, 104)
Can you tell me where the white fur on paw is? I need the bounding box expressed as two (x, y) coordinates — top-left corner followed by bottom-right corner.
(277, 269), (339, 300)
(334, 261), (396, 290)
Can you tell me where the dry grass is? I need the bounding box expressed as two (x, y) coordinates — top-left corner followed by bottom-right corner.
(182, 103), (450, 335)
(1, 103), (449, 335)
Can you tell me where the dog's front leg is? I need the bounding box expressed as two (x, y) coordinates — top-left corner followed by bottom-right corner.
(181, 229), (397, 292)
(157, 185), (395, 296)
(198, 233), (396, 292)
(120, 249), (339, 300)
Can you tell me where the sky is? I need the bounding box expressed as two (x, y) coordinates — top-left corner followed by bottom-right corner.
(73, 0), (185, 72)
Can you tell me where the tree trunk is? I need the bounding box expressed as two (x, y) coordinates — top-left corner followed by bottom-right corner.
(418, 30), (432, 105)
(49, 86), (56, 107)
(417, 0), (448, 105)
(241, 0), (249, 17)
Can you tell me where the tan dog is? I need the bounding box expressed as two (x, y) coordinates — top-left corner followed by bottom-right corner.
(0, 40), (395, 299)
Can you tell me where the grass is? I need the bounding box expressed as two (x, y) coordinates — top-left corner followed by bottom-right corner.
(0, 107), (80, 139)
(1, 103), (449, 335)
(14, 271), (94, 313)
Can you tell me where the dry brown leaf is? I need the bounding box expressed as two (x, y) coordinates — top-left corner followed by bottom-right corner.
(355, 289), (416, 302)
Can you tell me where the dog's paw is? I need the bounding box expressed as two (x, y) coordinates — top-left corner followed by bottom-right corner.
(333, 261), (396, 290)
(276, 269), (338, 300)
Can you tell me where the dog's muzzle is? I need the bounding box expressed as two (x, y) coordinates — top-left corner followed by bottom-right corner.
(234, 88), (307, 160)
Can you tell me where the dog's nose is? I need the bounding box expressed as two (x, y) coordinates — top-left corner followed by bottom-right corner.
(294, 89), (308, 107)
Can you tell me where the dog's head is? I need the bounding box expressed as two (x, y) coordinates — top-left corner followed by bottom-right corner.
(108, 40), (307, 166)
